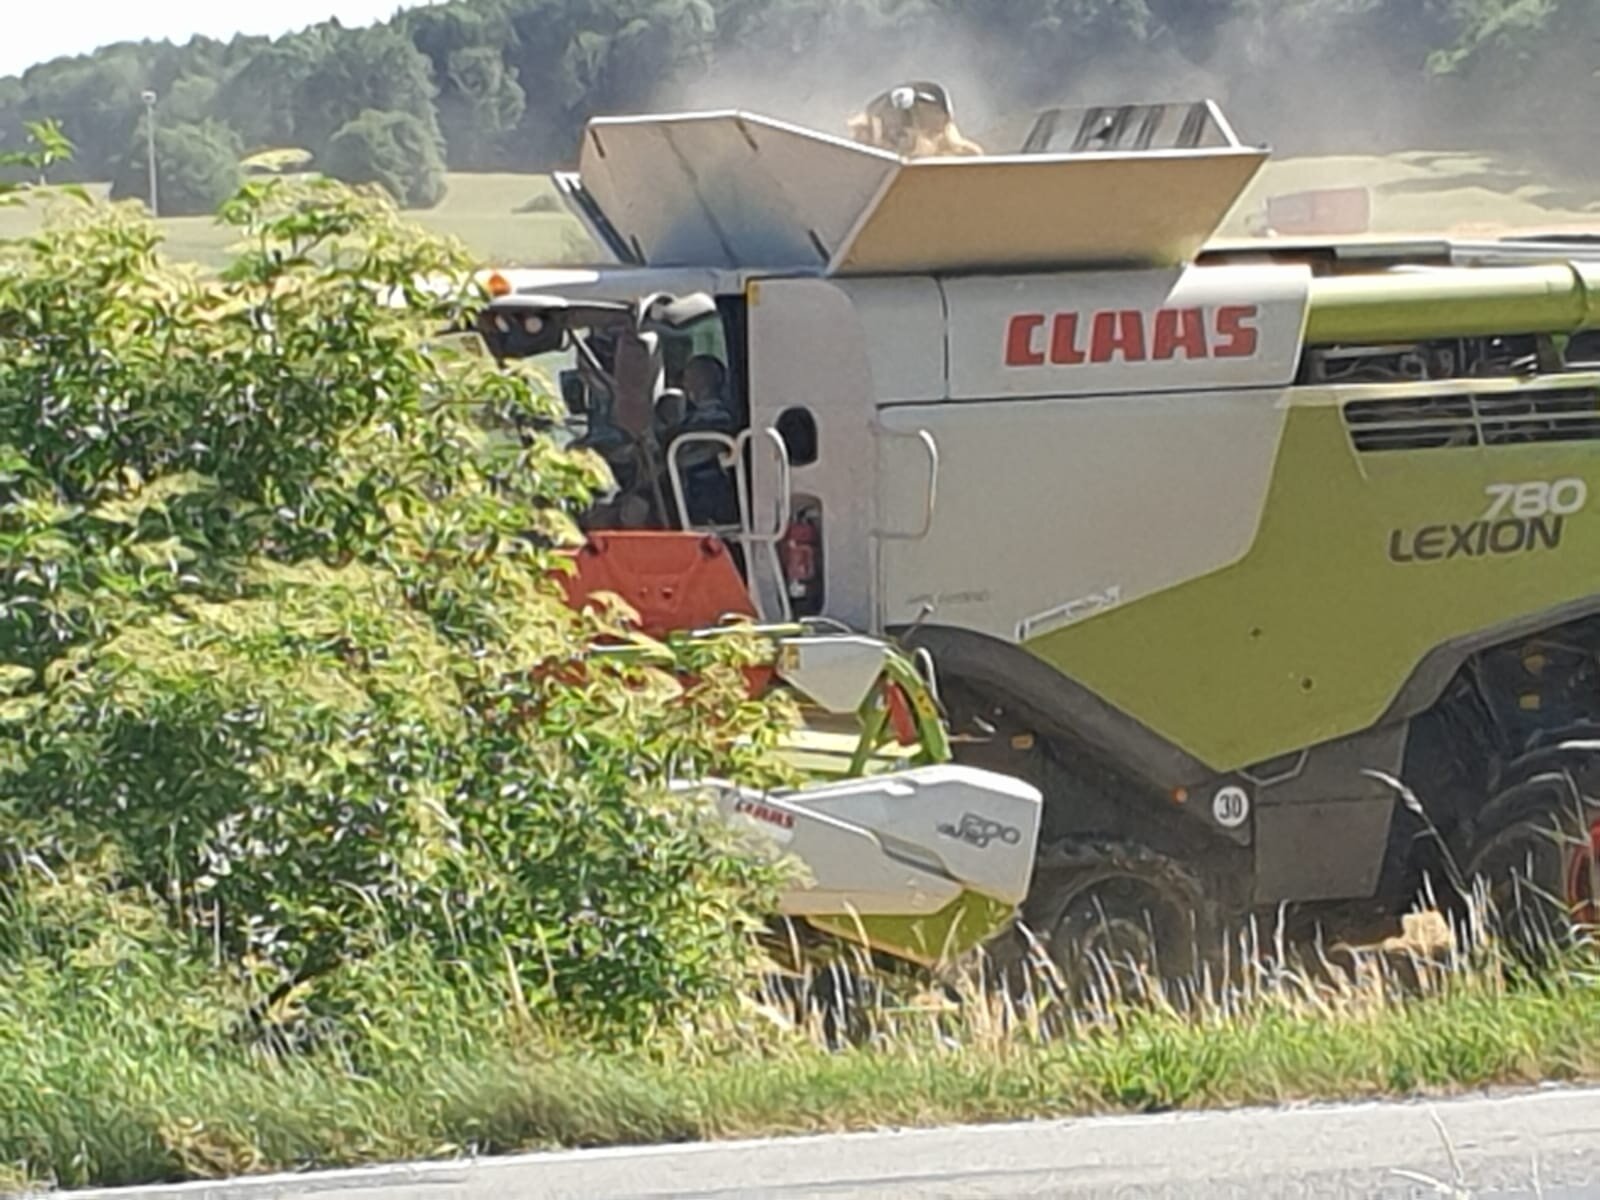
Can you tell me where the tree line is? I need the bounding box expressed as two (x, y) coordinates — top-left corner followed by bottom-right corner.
(1, 0), (1596, 215)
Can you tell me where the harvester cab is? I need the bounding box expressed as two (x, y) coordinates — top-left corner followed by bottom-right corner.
(468, 84), (1274, 982)
(476, 289), (734, 533)
(476, 286), (772, 612)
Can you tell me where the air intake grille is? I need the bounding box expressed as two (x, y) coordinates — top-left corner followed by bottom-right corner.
(1343, 387), (1600, 452)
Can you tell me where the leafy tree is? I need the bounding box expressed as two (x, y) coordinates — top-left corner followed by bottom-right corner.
(439, 46), (527, 168)
(0, 78), (24, 157)
(11, 51), (150, 181)
(213, 38), (323, 151)
(1424, 0), (1599, 162)
(322, 108), (449, 208)
(162, 74), (222, 126)
(501, 0), (717, 164)
(291, 26), (444, 154)
(592, 0), (717, 116)
(0, 120), (72, 200)
(0, 174), (792, 1038)
(108, 118), (243, 215)
(403, 3), (527, 167)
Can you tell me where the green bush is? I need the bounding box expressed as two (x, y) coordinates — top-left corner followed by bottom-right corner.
(108, 119), (244, 217)
(0, 120), (70, 202)
(0, 169), (792, 1039)
(321, 109), (448, 209)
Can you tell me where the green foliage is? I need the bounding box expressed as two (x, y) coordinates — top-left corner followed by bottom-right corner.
(162, 75), (224, 127)
(212, 40), (323, 152)
(438, 47), (528, 170)
(322, 109), (449, 208)
(1423, 0), (1600, 165)
(6, 49), (151, 183)
(0, 173), (792, 1039)
(108, 119), (244, 215)
(0, 121), (72, 202)
(292, 26), (445, 155)
(404, 4), (527, 169)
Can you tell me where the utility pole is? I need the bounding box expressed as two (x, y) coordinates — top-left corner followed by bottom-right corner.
(140, 90), (158, 217)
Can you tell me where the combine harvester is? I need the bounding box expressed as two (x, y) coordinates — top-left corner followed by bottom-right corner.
(476, 86), (1600, 988)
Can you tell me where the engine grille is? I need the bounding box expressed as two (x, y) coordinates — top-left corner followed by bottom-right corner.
(1342, 387), (1600, 452)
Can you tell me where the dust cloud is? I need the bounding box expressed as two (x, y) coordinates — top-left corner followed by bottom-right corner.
(661, 11), (1003, 148)
(660, 9), (1472, 161)
(646, 7), (1600, 236)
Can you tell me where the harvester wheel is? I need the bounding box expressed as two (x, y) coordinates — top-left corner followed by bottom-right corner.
(1460, 778), (1600, 965)
(993, 839), (1216, 1009)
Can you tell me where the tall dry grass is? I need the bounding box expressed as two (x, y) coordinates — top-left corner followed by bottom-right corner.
(7, 866), (1599, 1192)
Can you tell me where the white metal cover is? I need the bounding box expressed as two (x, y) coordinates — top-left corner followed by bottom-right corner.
(697, 762), (1042, 917)
(576, 109), (1269, 275)
(579, 112), (896, 271)
(873, 387), (1290, 640)
(829, 151), (1268, 274)
(745, 278), (881, 631)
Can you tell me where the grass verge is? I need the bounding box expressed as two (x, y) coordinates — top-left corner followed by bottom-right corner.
(7, 912), (1600, 1193)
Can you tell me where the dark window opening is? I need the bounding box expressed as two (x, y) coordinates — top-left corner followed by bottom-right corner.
(776, 406), (819, 467)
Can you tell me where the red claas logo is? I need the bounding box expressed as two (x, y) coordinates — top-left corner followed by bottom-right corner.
(734, 796), (795, 830)
(1004, 305), (1260, 366)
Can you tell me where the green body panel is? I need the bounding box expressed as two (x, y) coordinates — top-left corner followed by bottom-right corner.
(1305, 263), (1600, 344)
(1026, 381), (1600, 772)
(807, 892), (1015, 968)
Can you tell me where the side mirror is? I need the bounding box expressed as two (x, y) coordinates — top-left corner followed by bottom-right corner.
(476, 305), (567, 359)
(473, 294), (630, 361)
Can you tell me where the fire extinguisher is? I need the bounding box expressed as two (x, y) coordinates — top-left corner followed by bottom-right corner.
(779, 507), (822, 614)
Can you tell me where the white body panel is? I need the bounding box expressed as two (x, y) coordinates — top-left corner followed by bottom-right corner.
(874, 391), (1290, 637)
(579, 112), (897, 271)
(742, 265), (1309, 638)
(484, 266), (745, 303)
(777, 635), (892, 713)
(746, 278), (882, 629)
(839, 277), (947, 404)
(828, 149), (1268, 275)
(701, 764), (1044, 916)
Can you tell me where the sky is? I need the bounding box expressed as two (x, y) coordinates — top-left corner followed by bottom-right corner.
(2, 2), (435, 78)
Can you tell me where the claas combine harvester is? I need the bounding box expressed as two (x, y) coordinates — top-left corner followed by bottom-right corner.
(470, 83), (1600, 987)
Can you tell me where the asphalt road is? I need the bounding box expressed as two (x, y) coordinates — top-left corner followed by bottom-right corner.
(42, 1084), (1600, 1200)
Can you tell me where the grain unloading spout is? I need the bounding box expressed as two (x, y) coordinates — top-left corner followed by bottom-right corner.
(559, 99), (1269, 275)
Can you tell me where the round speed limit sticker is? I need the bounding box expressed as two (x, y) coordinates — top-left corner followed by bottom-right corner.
(1211, 786), (1250, 829)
